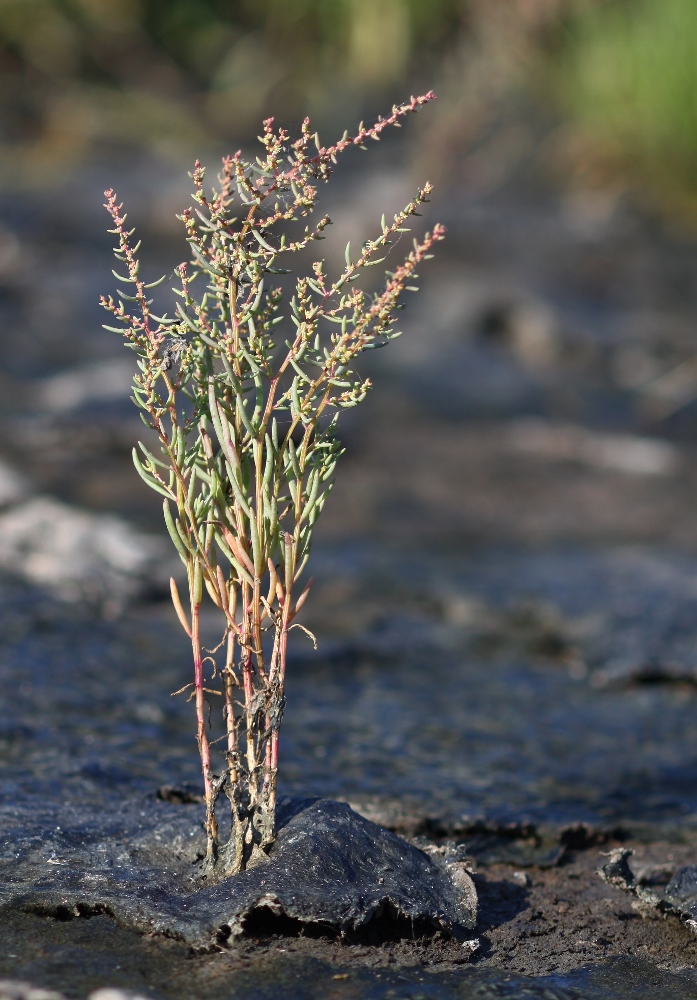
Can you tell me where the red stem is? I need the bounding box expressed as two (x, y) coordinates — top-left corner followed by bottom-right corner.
(224, 630), (237, 778)
(191, 601), (216, 849)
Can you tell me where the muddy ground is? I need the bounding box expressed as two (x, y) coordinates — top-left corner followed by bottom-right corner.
(3, 147), (697, 996)
(4, 831), (697, 998)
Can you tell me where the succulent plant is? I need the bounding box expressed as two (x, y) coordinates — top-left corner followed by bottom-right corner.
(101, 93), (443, 873)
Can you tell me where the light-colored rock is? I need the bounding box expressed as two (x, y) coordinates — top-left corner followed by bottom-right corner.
(504, 300), (559, 369)
(0, 982), (64, 1000)
(0, 496), (166, 612)
(0, 460), (30, 508)
(508, 418), (679, 476)
(90, 990), (154, 1000)
(35, 359), (134, 413)
(0, 985), (155, 1000)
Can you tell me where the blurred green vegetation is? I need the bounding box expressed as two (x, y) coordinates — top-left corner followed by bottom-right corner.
(550, 0), (697, 213)
(0, 0), (464, 179)
(2, 0), (697, 218)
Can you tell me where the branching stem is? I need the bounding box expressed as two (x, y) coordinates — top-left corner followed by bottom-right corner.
(101, 94), (443, 873)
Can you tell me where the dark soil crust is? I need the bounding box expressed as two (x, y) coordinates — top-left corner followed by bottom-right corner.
(0, 798), (476, 948)
(2, 837), (697, 999)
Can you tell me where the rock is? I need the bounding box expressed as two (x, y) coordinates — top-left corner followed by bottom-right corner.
(507, 419), (679, 477)
(89, 991), (153, 1000)
(512, 871), (531, 887)
(598, 848), (697, 932)
(35, 360), (135, 414)
(480, 300), (560, 370)
(0, 983), (65, 1000)
(664, 865), (697, 927)
(590, 658), (697, 690)
(0, 985), (153, 1000)
(0, 496), (166, 612)
(0, 797), (476, 948)
(0, 461), (30, 508)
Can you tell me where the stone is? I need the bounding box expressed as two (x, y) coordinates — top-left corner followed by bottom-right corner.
(598, 848), (697, 933)
(0, 461), (30, 509)
(0, 496), (166, 612)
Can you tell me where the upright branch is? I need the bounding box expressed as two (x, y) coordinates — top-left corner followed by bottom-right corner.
(100, 93), (445, 875)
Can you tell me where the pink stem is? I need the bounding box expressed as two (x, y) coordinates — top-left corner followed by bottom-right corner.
(192, 601), (217, 852)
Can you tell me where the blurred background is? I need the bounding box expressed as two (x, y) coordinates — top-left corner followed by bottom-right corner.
(1, 0), (697, 607)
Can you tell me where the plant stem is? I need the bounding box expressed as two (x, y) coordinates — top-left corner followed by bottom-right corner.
(223, 624), (245, 874)
(190, 560), (217, 865)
